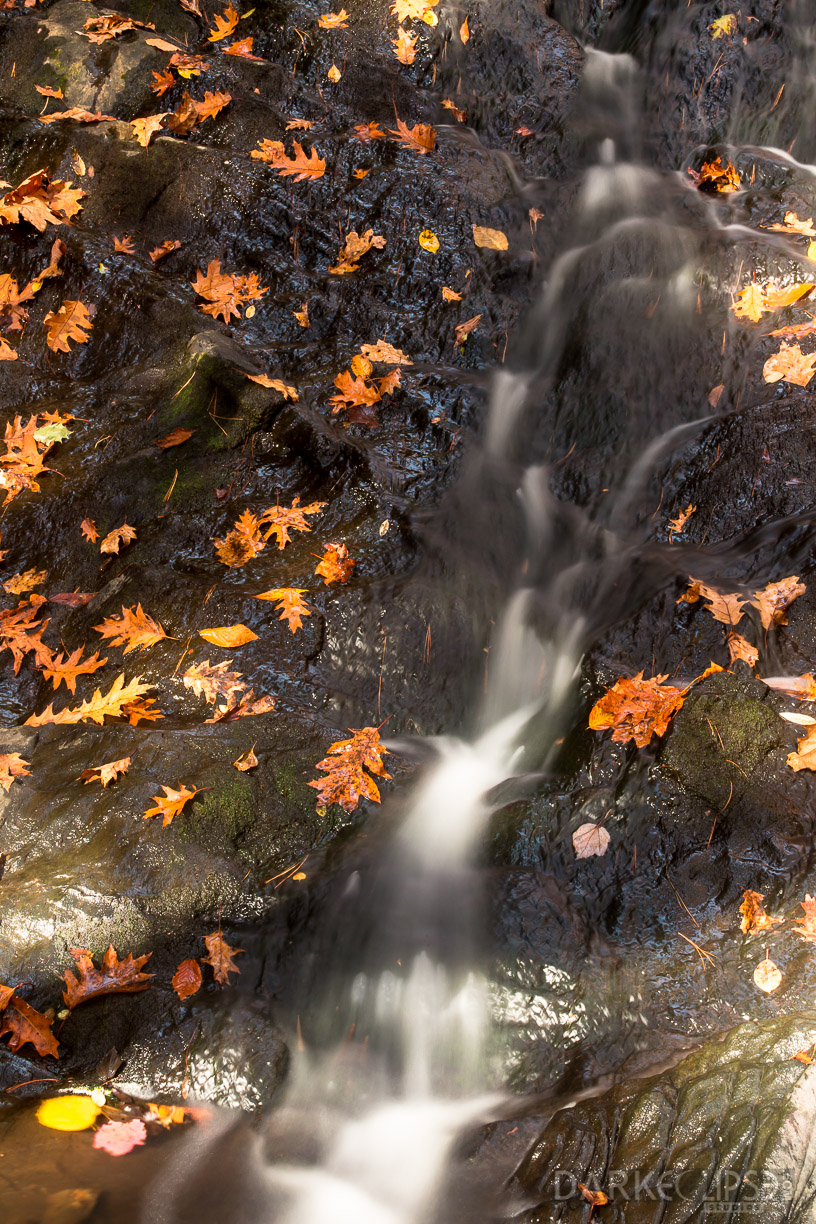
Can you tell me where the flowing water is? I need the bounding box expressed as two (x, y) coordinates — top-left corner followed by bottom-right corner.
(6, 0), (816, 1219)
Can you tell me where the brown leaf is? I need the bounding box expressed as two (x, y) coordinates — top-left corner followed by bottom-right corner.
(183, 658), (246, 704)
(286, 118), (315, 130)
(149, 239), (181, 262)
(442, 286), (462, 301)
(250, 139), (326, 180)
(202, 931), (242, 985)
(151, 68), (174, 97)
(294, 301), (310, 327)
(233, 746), (258, 770)
(35, 85), (64, 99)
(43, 299), (93, 352)
(0, 169), (85, 232)
(42, 646), (107, 694)
(441, 98), (466, 122)
(94, 604), (169, 653)
(205, 689), (274, 722)
(79, 756), (131, 788)
(315, 541), (355, 584)
(131, 114), (169, 148)
(172, 959), (202, 1001)
(191, 259), (267, 323)
(207, 1), (239, 41)
(578, 1185), (609, 1207)
(750, 576), (806, 629)
(454, 313), (481, 345)
(255, 587), (310, 632)
(112, 233), (136, 253)
(198, 624), (259, 647)
(243, 373), (298, 400)
(589, 672), (685, 748)
(667, 503), (696, 539)
(679, 579), (746, 626)
(223, 36), (263, 58)
(727, 632), (759, 667)
(393, 27), (417, 63)
(328, 228), (386, 275)
(39, 108), (115, 125)
(153, 427), (194, 449)
(0, 996), (59, 1058)
(788, 725), (816, 772)
(0, 751), (31, 791)
(572, 822), (610, 859)
(260, 498), (325, 549)
(388, 116), (435, 154)
(99, 522), (136, 554)
(360, 339), (412, 365)
(472, 225), (508, 250)
(80, 516), (99, 542)
(739, 889), (782, 935)
(766, 212), (816, 238)
(81, 13), (155, 41)
(3, 568), (47, 595)
(688, 156), (740, 193)
(309, 725), (391, 812)
(353, 121), (386, 141)
(318, 8), (349, 25)
(795, 895), (816, 941)
(25, 673), (155, 726)
(763, 341), (816, 388)
(144, 783), (201, 826)
(63, 946), (154, 1008)
(753, 957), (782, 993)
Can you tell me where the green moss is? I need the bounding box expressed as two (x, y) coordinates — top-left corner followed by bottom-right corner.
(179, 773), (254, 846)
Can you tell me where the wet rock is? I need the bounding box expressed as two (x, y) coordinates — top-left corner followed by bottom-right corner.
(505, 1011), (816, 1223)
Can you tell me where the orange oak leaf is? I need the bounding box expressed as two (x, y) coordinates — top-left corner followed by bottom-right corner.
(168, 51), (208, 76)
(205, 689), (274, 721)
(360, 340), (413, 365)
(391, 0), (437, 20)
(308, 725), (391, 813)
(0, 170), (84, 232)
(260, 497), (326, 549)
(667, 504), (696, 538)
(3, 568), (47, 595)
(63, 946), (154, 1007)
(256, 587), (310, 631)
(207, 1), (239, 41)
(214, 508), (265, 567)
(286, 118), (315, 130)
(0, 601), (53, 673)
(80, 516), (99, 542)
(25, 673), (154, 726)
(94, 604), (169, 653)
(81, 14), (155, 42)
(243, 373), (298, 399)
(202, 931), (243, 985)
(795, 895), (816, 941)
(393, 26), (417, 63)
(750, 576), (805, 629)
(353, 121), (386, 141)
(112, 234), (136, 253)
(442, 98), (466, 122)
(192, 90), (233, 122)
(182, 658), (246, 704)
(679, 579), (745, 626)
(79, 756), (131, 787)
(0, 996), (59, 1058)
(223, 36), (263, 57)
(442, 286), (462, 301)
(315, 541), (355, 584)
(0, 752), (31, 791)
(318, 8), (349, 25)
(329, 228), (386, 275)
(588, 672), (685, 748)
(172, 959), (202, 1000)
(36, 237), (67, 281)
(763, 341), (816, 387)
(0, 338), (18, 361)
(154, 427), (194, 448)
(191, 259), (267, 323)
(250, 139), (326, 180)
(149, 239), (181, 262)
(151, 68), (174, 96)
(766, 212), (816, 237)
(727, 632), (759, 666)
(788, 726), (816, 772)
(688, 156), (740, 193)
(35, 85), (64, 99)
(39, 108), (115, 125)
(43, 300), (93, 352)
(198, 624), (258, 647)
(131, 114), (169, 148)
(144, 783), (201, 826)
(42, 646), (107, 693)
(388, 116), (436, 153)
(294, 301), (310, 327)
(739, 889), (782, 935)
(99, 522), (136, 554)
(762, 281), (815, 310)
(330, 369), (382, 411)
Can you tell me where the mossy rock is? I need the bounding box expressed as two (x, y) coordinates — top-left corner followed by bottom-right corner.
(661, 672), (786, 810)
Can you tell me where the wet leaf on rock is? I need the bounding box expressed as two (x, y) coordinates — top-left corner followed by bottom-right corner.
(0, 752), (30, 790)
(256, 587), (310, 632)
(250, 140), (326, 180)
(171, 959), (203, 1000)
(43, 300), (93, 353)
(144, 783), (202, 826)
(94, 604), (170, 653)
(753, 958), (782, 993)
(572, 822), (610, 858)
(308, 726), (391, 812)
(472, 225), (508, 250)
(588, 672), (686, 748)
(99, 522), (136, 554)
(315, 542), (355, 584)
(37, 1098), (101, 1131)
(79, 756), (131, 787)
(740, 889), (782, 935)
(795, 895), (816, 941)
(198, 624), (259, 647)
(1, 996), (59, 1057)
(63, 946), (154, 1008)
(202, 931), (243, 985)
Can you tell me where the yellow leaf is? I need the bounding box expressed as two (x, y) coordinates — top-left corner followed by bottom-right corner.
(198, 624), (259, 647)
(472, 225), (508, 250)
(37, 1096), (101, 1131)
(709, 14), (736, 37)
(328, 63), (341, 82)
(418, 229), (439, 253)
